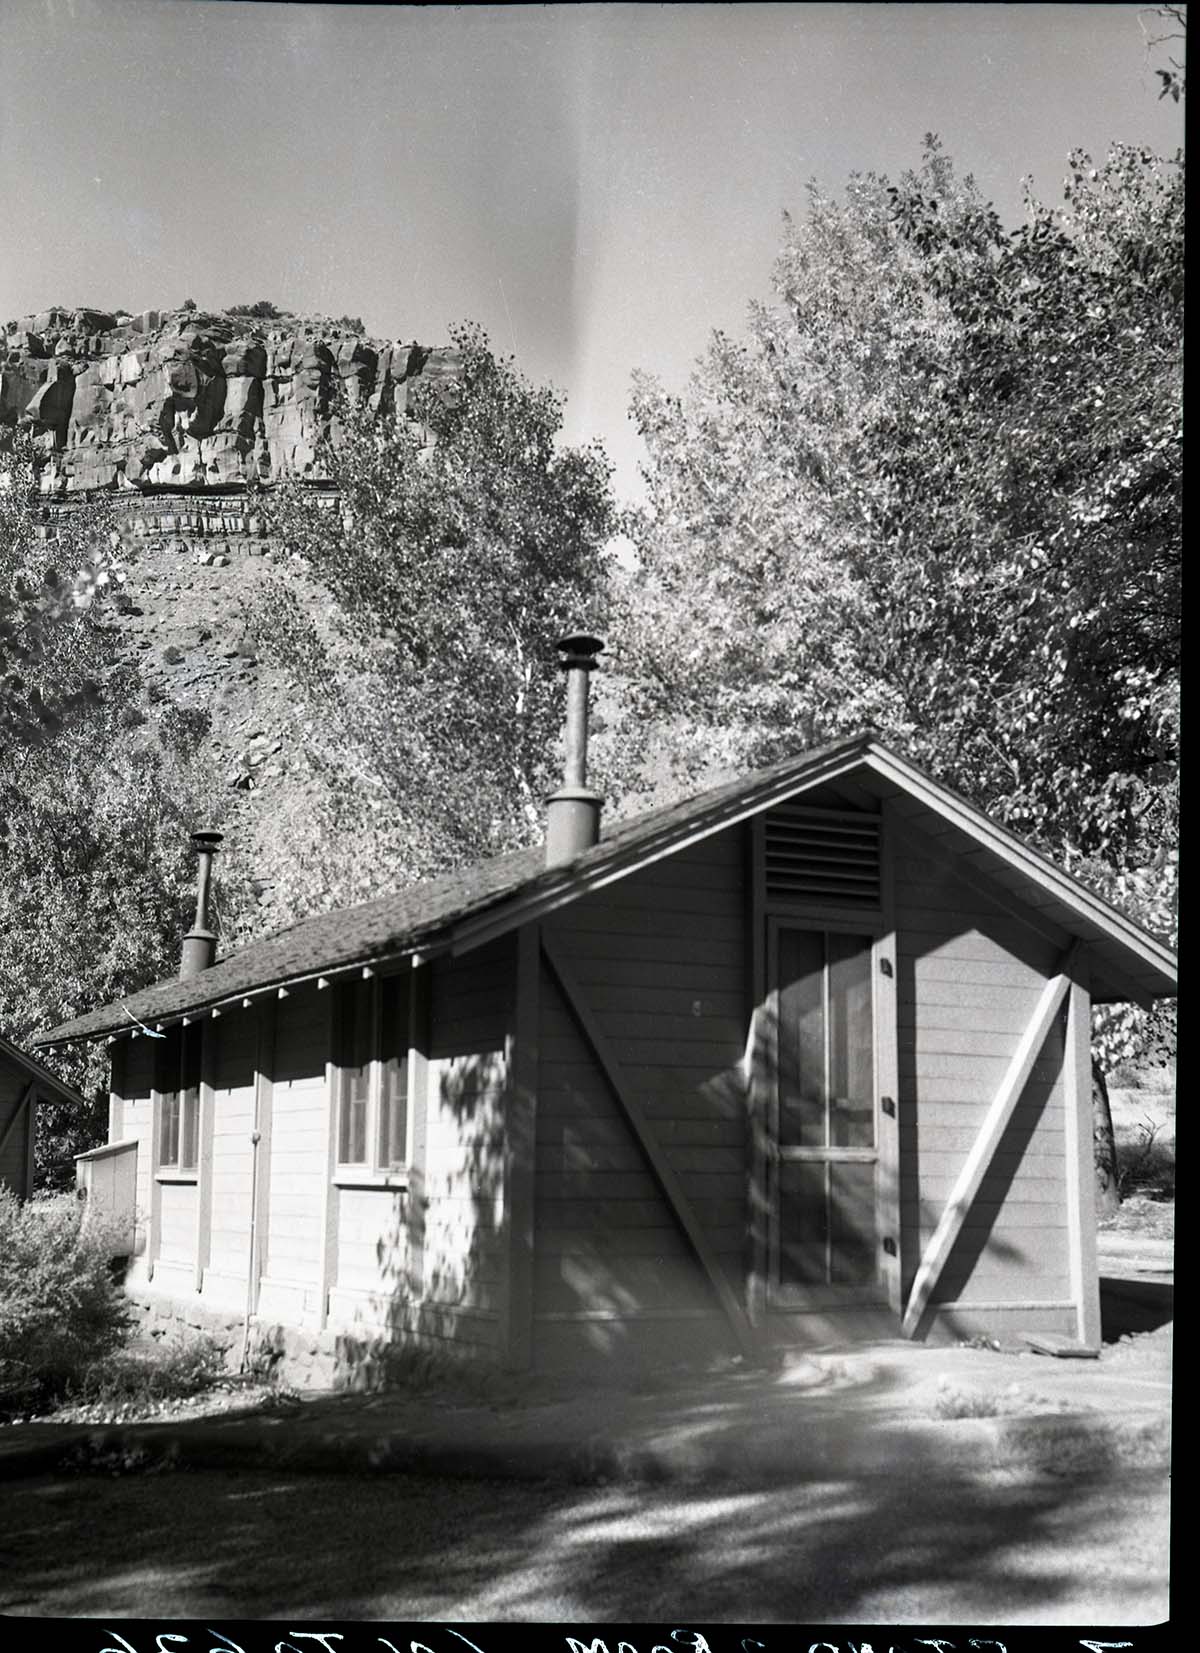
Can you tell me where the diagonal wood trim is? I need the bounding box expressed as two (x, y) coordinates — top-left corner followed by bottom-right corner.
(539, 929), (758, 1362)
(0, 1081), (34, 1164)
(901, 941), (1080, 1338)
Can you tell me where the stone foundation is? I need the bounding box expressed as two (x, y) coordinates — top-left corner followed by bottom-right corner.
(125, 1287), (500, 1392)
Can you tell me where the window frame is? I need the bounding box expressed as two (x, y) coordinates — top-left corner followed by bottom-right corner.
(334, 972), (414, 1185)
(156, 1023), (201, 1179)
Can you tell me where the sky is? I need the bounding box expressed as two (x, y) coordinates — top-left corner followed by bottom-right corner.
(0, 1), (1185, 508)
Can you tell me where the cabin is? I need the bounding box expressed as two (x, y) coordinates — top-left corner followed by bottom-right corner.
(0, 1032), (87, 1200)
(35, 640), (1178, 1383)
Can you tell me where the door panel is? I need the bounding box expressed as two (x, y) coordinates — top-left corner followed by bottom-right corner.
(770, 923), (884, 1306)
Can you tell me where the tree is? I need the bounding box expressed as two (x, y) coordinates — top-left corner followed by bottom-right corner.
(1141, 3), (1187, 101)
(620, 139), (1180, 1189)
(1, 441), (255, 1185)
(251, 323), (616, 910)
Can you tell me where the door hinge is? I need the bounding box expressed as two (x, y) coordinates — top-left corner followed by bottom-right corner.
(881, 1096), (896, 1117)
(883, 1236), (897, 1256)
(879, 957), (894, 977)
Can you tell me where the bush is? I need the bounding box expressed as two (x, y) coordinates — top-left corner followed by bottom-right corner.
(75, 1332), (228, 1412)
(0, 1189), (131, 1413)
(228, 299), (285, 320)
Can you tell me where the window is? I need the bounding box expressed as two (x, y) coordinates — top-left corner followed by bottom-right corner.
(157, 1024), (201, 1172)
(336, 974), (411, 1173)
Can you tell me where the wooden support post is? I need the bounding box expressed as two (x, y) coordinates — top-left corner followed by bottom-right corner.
(901, 942), (1080, 1338)
(541, 928), (759, 1362)
(318, 988), (339, 1329)
(745, 819), (769, 1333)
(249, 1002), (276, 1317)
(500, 925), (540, 1371)
(877, 801), (902, 1318)
(1064, 949), (1101, 1348)
(194, 1019), (217, 1293)
(108, 1040), (127, 1144)
(148, 1046), (165, 1282)
(406, 962), (431, 1307)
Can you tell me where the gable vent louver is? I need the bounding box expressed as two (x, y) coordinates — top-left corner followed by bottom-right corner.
(763, 806), (882, 907)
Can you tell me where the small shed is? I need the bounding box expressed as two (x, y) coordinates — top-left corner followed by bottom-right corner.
(34, 695), (1177, 1381)
(0, 1032), (86, 1200)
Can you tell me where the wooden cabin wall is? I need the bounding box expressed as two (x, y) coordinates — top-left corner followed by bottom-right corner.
(415, 938), (513, 1358)
(117, 1037), (157, 1285)
(893, 829), (1074, 1341)
(533, 830), (747, 1372)
(256, 985), (331, 1327)
(0, 1063), (35, 1196)
(199, 1008), (258, 1313)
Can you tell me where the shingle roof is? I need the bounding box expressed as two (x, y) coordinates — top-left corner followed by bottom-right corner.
(34, 730), (1177, 1047)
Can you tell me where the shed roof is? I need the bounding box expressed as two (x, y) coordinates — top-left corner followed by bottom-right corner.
(0, 1032), (88, 1106)
(34, 732), (1177, 1048)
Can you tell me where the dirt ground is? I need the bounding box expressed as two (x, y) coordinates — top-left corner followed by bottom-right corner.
(0, 1459), (1170, 1624)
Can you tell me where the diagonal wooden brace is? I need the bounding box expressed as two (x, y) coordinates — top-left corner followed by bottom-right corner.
(901, 941), (1080, 1338)
(540, 929), (760, 1362)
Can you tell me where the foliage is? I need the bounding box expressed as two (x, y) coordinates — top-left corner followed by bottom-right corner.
(74, 1331), (228, 1412)
(0, 440), (125, 750)
(228, 299), (286, 320)
(1141, 4), (1187, 102)
(0, 1189), (131, 1414)
(0, 440), (256, 1185)
(334, 315), (366, 334)
(621, 138), (1180, 1061)
(253, 322), (616, 908)
(180, 298), (198, 312)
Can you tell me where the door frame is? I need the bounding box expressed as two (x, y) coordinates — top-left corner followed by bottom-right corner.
(762, 908), (901, 1314)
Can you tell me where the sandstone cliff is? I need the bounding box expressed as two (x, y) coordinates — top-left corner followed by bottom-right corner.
(1, 303), (460, 496)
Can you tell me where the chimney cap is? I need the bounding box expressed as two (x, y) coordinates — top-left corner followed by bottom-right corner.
(190, 830), (224, 854)
(555, 633), (604, 667)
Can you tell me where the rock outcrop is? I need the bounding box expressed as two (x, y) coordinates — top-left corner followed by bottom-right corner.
(1, 304), (461, 496)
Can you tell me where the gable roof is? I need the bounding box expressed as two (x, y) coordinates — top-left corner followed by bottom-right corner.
(34, 732), (1177, 1049)
(0, 1032), (88, 1107)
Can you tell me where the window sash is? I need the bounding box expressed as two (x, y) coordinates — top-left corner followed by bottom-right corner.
(338, 974), (412, 1171)
(156, 1024), (201, 1172)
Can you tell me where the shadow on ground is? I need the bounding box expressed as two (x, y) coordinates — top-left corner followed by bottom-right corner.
(0, 1368), (1170, 1624)
(1100, 1276), (1173, 1340)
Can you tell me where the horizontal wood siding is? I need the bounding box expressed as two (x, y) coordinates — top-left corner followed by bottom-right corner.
(261, 986), (329, 1312)
(418, 939), (513, 1350)
(0, 1062), (31, 1195)
(534, 830), (747, 1360)
(206, 1009), (256, 1284)
(157, 1181), (198, 1264)
(894, 832), (1069, 1308)
(119, 1039), (156, 1283)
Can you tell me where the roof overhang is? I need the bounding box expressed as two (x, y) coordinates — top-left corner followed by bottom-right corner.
(34, 733), (1176, 1049)
(445, 740), (1177, 1006)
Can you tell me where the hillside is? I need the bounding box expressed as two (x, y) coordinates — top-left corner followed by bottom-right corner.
(2, 303), (462, 932)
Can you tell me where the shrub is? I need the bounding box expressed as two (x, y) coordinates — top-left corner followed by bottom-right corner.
(75, 1331), (228, 1411)
(229, 299), (285, 320)
(0, 1189), (131, 1413)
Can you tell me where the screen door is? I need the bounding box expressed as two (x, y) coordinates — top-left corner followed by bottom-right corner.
(769, 922), (884, 1306)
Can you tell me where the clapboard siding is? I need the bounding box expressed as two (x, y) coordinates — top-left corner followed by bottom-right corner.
(335, 1187), (407, 1297)
(157, 1181), (197, 1264)
(119, 1039), (156, 1285)
(533, 829), (747, 1356)
(262, 986), (329, 1292)
(894, 829), (1070, 1305)
(0, 1063), (32, 1195)
(418, 939), (512, 1352)
(205, 1010), (257, 1283)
